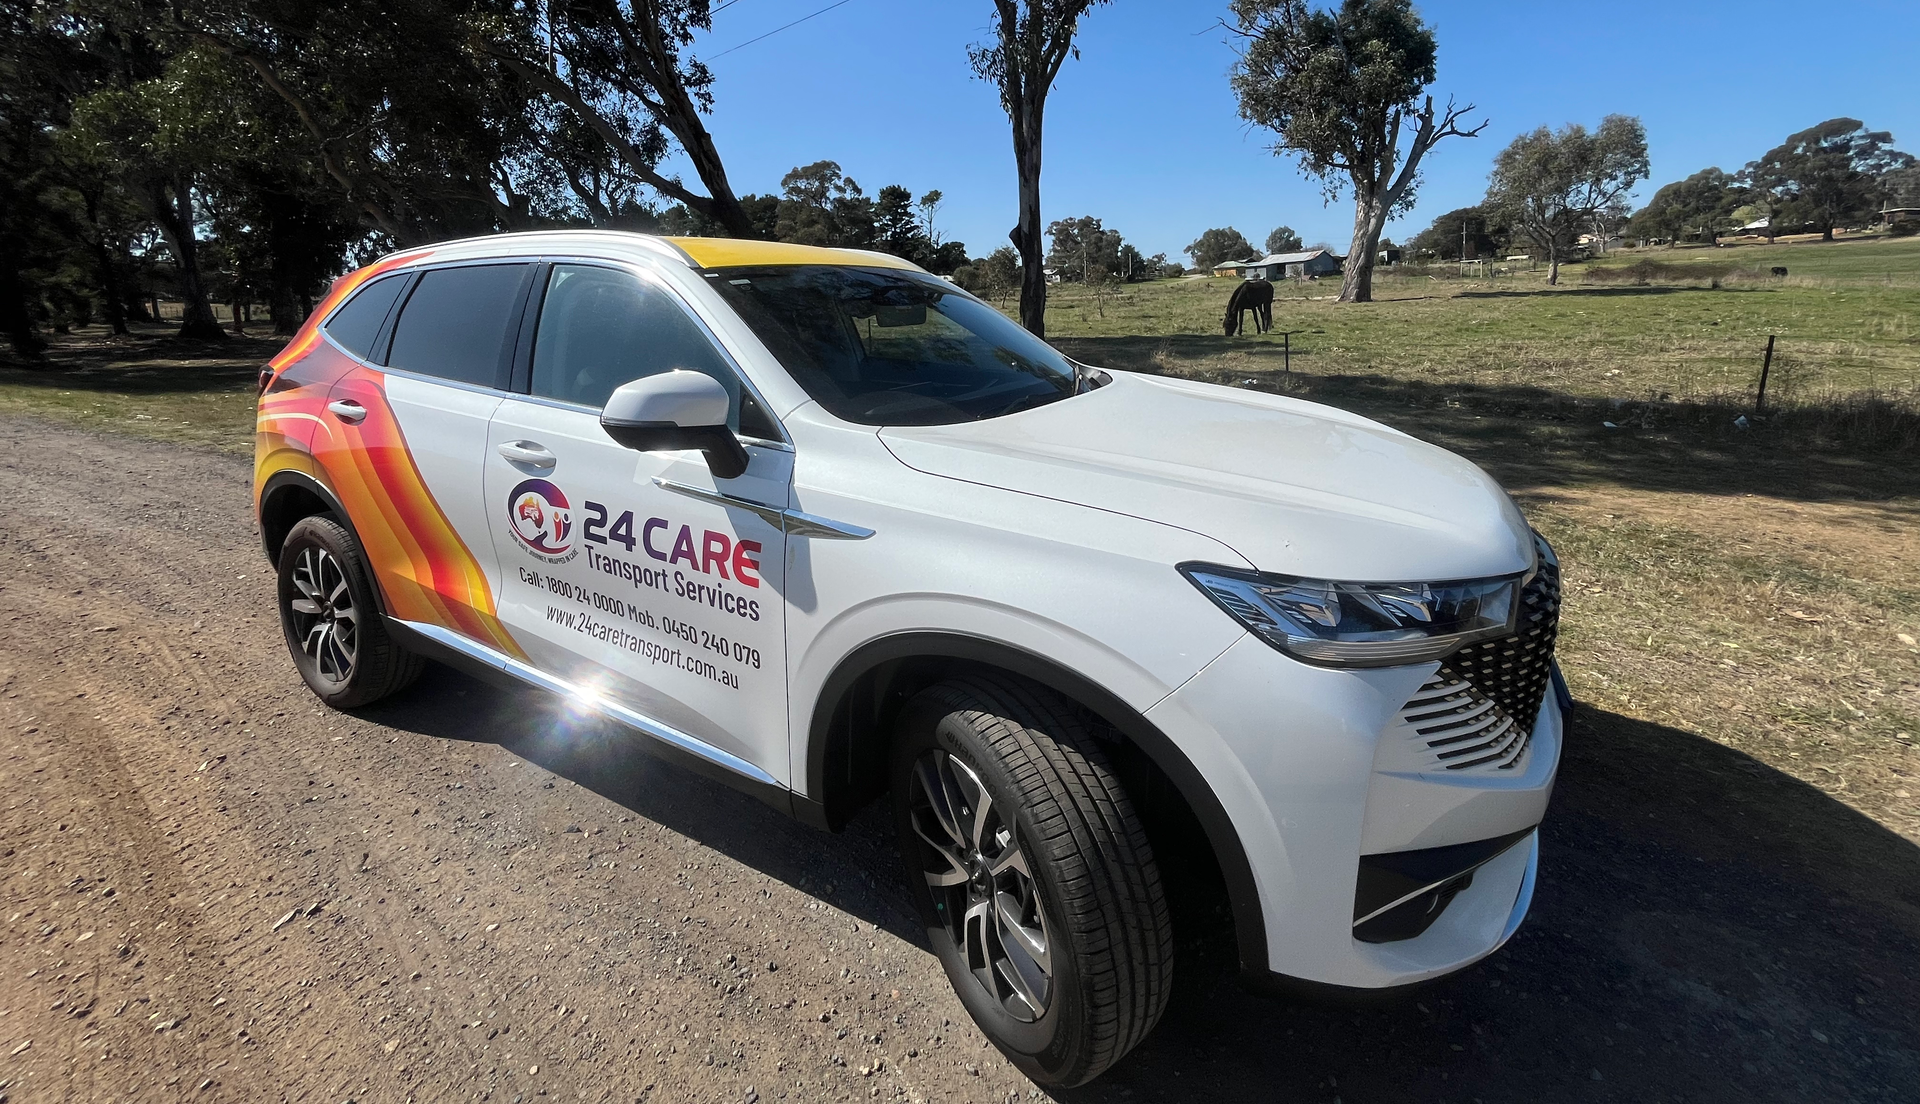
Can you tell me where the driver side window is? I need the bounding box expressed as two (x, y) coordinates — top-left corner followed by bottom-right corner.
(530, 264), (776, 438)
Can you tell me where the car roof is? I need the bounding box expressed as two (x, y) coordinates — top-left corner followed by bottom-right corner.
(664, 237), (920, 271)
(373, 230), (923, 273)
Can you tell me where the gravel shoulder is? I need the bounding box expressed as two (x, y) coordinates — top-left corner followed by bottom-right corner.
(1, 414), (1916, 1103)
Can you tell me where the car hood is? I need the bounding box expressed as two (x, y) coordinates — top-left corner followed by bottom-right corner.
(878, 371), (1534, 581)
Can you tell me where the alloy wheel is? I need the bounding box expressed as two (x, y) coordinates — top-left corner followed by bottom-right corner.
(908, 750), (1053, 1021)
(287, 546), (357, 684)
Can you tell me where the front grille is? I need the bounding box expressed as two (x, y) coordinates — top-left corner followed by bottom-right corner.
(1397, 533), (1561, 772)
(1399, 675), (1531, 770)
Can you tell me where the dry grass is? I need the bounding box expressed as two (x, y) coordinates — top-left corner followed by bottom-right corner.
(1530, 493), (1920, 841)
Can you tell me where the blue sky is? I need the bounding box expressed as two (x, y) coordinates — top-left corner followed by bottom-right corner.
(673, 0), (1920, 261)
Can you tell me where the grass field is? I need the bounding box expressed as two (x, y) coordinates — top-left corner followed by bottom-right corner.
(1036, 235), (1920, 431)
(0, 327), (273, 454)
(2, 234), (1916, 848)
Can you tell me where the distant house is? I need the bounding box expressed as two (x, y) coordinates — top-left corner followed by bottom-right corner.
(1376, 246), (1403, 265)
(1211, 257), (1258, 278)
(1243, 249), (1343, 280)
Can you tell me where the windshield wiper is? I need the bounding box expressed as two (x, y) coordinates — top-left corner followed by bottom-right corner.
(985, 390), (1068, 419)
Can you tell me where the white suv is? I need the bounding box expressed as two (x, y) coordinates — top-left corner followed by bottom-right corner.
(255, 231), (1565, 1086)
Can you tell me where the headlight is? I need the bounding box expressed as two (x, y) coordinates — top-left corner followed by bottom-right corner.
(1179, 562), (1524, 668)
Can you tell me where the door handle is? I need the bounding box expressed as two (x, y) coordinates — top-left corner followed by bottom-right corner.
(326, 399), (367, 424)
(497, 441), (557, 468)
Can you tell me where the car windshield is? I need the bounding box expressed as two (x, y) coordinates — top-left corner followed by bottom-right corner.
(707, 265), (1080, 426)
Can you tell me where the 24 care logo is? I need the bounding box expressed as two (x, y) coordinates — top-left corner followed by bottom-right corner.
(507, 478), (579, 564)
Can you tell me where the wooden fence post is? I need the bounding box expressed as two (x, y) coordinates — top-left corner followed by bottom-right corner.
(1756, 335), (1776, 413)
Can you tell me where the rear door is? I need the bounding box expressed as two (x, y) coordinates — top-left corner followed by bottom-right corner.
(482, 261), (793, 784)
(313, 261), (534, 654)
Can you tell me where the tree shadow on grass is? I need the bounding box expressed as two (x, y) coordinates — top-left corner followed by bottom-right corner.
(363, 666), (1920, 1102)
(1053, 335), (1920, 509)
(0, 324), (281, 395)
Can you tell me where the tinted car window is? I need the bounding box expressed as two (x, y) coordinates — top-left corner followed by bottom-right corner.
(386, 264), (529, 387)
(321, 273), (407, 360)
(530, 265), (752, 431)
(708, 265), (1079, 426)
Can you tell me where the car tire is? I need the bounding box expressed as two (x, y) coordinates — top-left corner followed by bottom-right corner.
(276, 514), (422, 709)
(890, 674), (1173, 1087)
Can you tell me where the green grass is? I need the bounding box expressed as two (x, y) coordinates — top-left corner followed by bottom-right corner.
(1028, 235), (1920, 413)
(0, 328), (274, 453)
(1585, 233), (1920, 282)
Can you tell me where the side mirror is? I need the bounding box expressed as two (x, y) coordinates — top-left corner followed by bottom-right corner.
(600, 370), (750, 479)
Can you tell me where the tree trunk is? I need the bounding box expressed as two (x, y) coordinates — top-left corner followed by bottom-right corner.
(269, 281), (300, 336)
(79, 188), (129, 336)
(0, 259), (46, 357)
(1339, 195), (1388, 303)
(122, 273), (151, 322)
(1010, 102), (1047, 336)
(674, 128), (755, 240)
(90, 240), (129, 336)
(1547, 254), (1561, 285)
(148, 177), (226, 342)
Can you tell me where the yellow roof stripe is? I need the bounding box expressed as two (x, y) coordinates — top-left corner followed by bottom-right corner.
(664, 237), (921, 271)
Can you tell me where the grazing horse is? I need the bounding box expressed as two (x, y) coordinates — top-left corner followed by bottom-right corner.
(1223, 278), (1274, 336)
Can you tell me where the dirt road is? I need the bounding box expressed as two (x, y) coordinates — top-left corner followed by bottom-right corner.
(2, 413), (1916, 1103)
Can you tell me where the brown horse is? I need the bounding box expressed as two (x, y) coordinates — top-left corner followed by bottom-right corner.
(1223, 278), (1273, 335)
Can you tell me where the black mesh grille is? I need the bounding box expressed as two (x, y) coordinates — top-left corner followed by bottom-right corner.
(1436, 534), (1561, 733)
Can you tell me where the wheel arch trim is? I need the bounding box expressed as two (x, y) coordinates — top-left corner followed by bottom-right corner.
(257, 470), (391, 616)
(805, 630), (1269, 974)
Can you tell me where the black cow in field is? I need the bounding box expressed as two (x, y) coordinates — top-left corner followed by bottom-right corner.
(1224, 278), (1274, 336)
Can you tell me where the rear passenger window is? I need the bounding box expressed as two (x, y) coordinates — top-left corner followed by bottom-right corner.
(531, 265), (745, 425)
(386, 264), (529, 387)
(321, 274), (406, 360)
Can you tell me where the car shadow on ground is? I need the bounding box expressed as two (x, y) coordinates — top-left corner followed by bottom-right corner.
(1062, 704), (1920, 1104)
(359, 664), (930, 949)
(363, 668), (1920, 1103)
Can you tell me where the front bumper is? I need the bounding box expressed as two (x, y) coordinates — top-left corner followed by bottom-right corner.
(1144, 633), (1562, 989)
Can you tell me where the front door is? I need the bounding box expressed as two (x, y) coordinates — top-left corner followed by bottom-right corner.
(483, 262), (793, 785)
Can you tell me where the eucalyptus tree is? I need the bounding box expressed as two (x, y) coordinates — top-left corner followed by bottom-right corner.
(1264, 225), (1302, 254)
(1746, 118), (1913, 241)
(1230, 0), (1484, 302)
(484, 0), (759, 238)
(181, 0), (531, 245)
(969, 0), (1110, 336)
(0, 0), (96, 352)
(1630, 166), (1740, 247)
(1484, 115), (1648, 284)
(1184, 226), (1255, 271)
